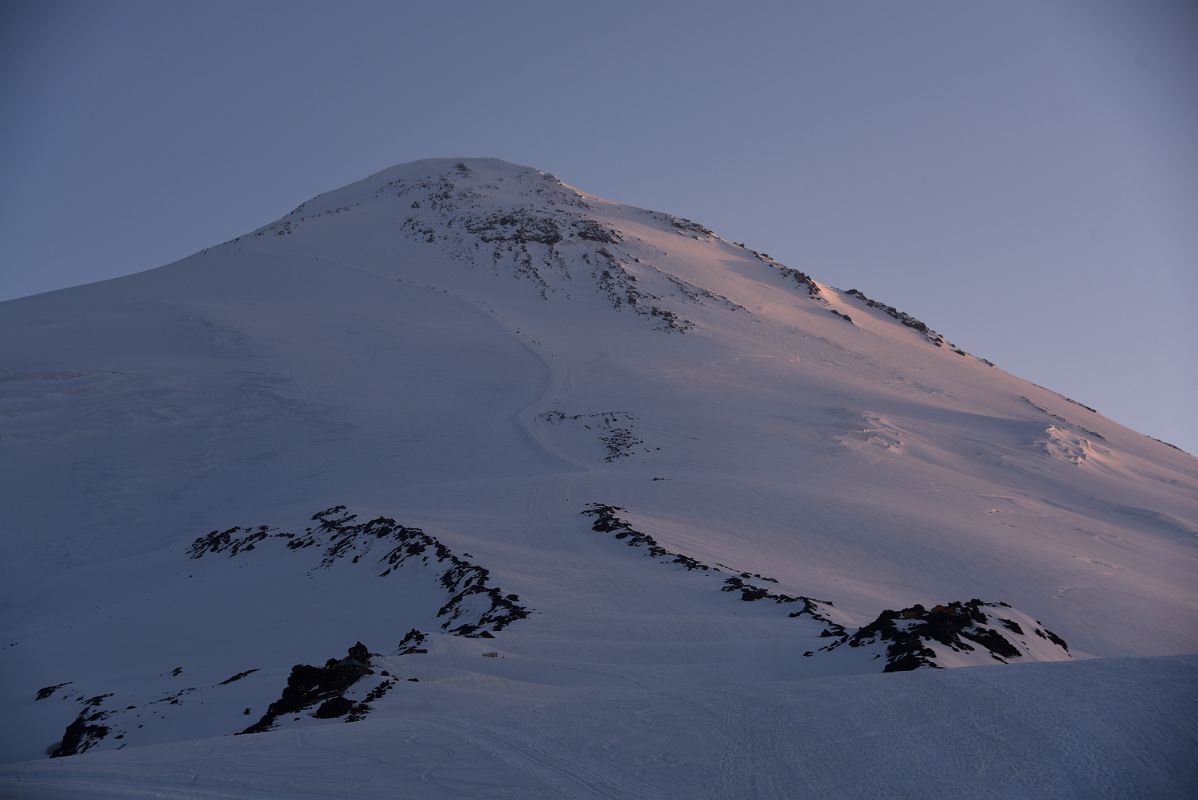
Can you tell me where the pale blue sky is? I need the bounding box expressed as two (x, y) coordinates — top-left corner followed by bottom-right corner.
(2, 0), (1195, 452)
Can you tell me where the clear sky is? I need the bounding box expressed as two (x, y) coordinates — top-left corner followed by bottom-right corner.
(2, 0), (1196, 453)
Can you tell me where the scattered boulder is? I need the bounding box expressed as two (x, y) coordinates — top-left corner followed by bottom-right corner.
(313, 696), (354, 719)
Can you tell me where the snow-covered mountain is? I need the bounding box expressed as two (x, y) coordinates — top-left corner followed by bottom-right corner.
(1, 158), (1195, 797)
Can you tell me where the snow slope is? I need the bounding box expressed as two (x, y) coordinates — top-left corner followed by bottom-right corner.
(2, 655), (1195, 800)
(0, 158), (1194, 790)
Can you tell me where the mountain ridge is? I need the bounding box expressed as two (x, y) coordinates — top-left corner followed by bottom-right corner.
(0, 158), (1194, 779)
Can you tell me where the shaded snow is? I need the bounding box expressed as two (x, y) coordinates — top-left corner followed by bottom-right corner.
(2, 656), (1195, 799)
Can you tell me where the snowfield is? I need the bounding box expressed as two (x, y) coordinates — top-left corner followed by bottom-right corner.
(3, 656), (1195, 799)
(0, 158), (1194, 796)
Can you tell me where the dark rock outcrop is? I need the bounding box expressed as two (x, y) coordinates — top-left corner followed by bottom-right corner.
(397, 628), (428, 655)
(313, 696), (355, 719)
(35, 683), (70, 701)
(843, 600), (1068, 671)
(50, 713), (109, 758)
(49, 694), (113, 758)
(581, 505), (1069, 673)
(582, 504), (708, 571)
(240, 642), (373, 734)
(844, 288), (949, 348)
(217, 668), (260, 686)
(581, 504), (845, 638)
(190, 507), (531, 638)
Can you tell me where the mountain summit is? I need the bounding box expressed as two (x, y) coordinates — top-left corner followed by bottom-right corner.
(1, 159), (1195, 793)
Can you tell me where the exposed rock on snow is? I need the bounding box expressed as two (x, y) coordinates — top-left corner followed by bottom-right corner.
(842, 599), (1070, 671)
(189, 506), (531, 637)
(582, 504), (1069, 671)
(582, 503), (711, 572)
(537, 410), (650, 462)
(34, 684), (70, 702)
(217, 669), (259, 686)
(844, 287), (954, 349)
(49, 694), (113, 758)
(396, 629), (429, 656)
(241, 642), (373, 734)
